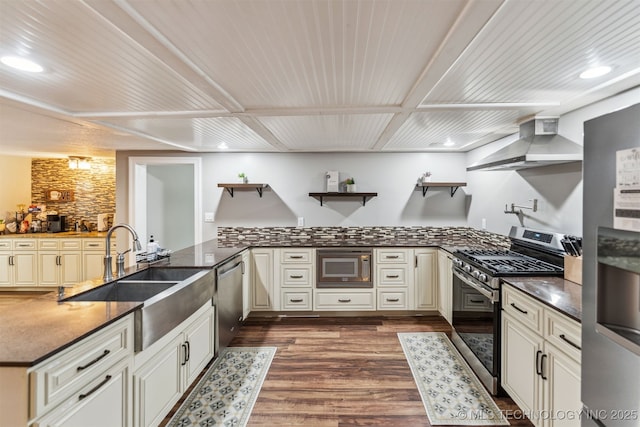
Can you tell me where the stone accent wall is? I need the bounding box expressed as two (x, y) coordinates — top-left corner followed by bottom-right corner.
(218, 226), (510, 248)
(31, 158), (116, 231)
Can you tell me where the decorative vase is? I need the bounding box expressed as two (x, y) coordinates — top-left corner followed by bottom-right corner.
(241, 176), (248, 184)
(346, 184), (357, 193)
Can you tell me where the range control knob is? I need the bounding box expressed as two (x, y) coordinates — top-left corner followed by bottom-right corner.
(463, 264), (472, 273)
(471, 270), (480, 279)
(452, 258), (463, 268)
(478, 273), (488, 282)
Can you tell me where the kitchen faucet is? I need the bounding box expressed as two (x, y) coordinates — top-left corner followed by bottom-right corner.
(103, 223), (143, 282)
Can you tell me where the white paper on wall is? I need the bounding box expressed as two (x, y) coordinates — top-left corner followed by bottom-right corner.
(614, 147), (640, 231)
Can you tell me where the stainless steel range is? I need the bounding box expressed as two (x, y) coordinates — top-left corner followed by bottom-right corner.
(451, 226), (567, 395)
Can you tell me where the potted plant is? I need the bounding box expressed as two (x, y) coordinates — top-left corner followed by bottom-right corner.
(421, 171), (432, 183)
(238, 172), (248, 184)
(345, 177), (356, 193)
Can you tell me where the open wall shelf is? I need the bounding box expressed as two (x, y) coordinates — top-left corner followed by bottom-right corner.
(309, 192), (378, 206)
(218, 183), (269, 197)
(416, 182), (466, 197)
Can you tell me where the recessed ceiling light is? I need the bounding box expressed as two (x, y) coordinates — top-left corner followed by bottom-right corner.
(0, 55), (44, 73)
(444, 139), (455, 147)
(579, 65), (612, 79)
(217, 142), (229, 149)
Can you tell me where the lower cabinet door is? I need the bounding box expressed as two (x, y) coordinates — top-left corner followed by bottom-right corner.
(134, 334), (183, 427)
(33, 358), (131, 427)
(544, 343), (581, 427)
(501, 313), (543, 421)
(184, 307), (215, 386)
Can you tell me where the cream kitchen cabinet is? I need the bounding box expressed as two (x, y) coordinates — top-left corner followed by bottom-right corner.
(250, 248), (278, 311)
(83, 238), (116, 281)
(414, 248), (438, 311)
(375, 248), (414, 310)
(242, 249), (252, 318)
(280, 248), (314, 311)
(313, 289), (376, 311)
(501, 284), (581, 427)
(133, 302), (214, 427)
(31, 357), (131, 427)
(3, 315), (135, 427)
(437, 250), (453, 323)
(38, 239), (83, 287)
(0, 239), (38, 287)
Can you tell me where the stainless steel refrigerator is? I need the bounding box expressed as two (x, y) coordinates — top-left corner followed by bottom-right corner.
(582, 102), (640, 427)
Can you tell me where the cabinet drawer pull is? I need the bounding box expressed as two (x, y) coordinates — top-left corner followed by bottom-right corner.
(181, 343), (188, 366)
(385, 255), (399, 259)
(185, 341), (190, 362)
(510, 302), (528, 314)
(17, 243), (30, 247)
(9, 256), (14, 266)
(386, 298), (400, 302)
(289, 255), (304, 259)
(559, 334), (581, 350)
(289, 298), (304, 303)
(87, 243), (99, 247)
(470, 299), (484, 304)
(535, 350), (543, 376)
(386, 275), (400, 279)
(540, 354), (548, 380)
(77, 349), (110, 371)
(289, 275), (304, 279)
(338, 298), (352, 303)
(79, 374), (112, 400)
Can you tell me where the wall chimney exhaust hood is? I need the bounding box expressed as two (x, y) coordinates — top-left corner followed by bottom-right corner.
(467, 118), (583, 171)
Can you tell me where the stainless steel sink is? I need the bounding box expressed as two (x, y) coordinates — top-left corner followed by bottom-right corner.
(65, 267), (215, 351)
(66, 281), (179, 302)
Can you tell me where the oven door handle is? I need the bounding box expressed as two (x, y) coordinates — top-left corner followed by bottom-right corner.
(452, 269), (497, 303)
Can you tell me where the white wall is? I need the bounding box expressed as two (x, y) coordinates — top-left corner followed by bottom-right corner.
(117, 151), (469, 242)
(465, 87), (640, 237)
(0, 156), (31, 219)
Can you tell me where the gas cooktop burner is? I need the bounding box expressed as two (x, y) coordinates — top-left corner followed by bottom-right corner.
(456, 249), (563, 276)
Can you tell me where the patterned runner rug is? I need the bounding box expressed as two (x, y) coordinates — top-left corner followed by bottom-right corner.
(167, 347), (277, 427)
(398, 332), (509, 425)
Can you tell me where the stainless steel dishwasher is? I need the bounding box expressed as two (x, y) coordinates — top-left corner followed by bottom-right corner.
(215, 255), (244, 354)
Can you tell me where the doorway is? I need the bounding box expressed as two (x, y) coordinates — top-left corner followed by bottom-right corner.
(129, 157), (202, 252)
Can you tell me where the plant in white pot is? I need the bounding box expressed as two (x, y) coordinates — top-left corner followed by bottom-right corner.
(345, 177), (356, 193)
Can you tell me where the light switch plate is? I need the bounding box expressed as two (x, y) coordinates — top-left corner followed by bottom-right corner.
(297, 217), (304, 227)
(204, 212), (215, 222)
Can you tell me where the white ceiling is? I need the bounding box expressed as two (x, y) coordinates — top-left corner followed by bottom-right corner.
(1, 0), (639, 158)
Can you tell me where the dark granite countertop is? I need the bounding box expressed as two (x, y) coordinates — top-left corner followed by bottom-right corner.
(501, 277), (582, 322)
(0, 235), (576, 367)
(0, 291), (139, 367)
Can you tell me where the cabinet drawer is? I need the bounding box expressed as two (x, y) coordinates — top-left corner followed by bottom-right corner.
(30, 315), (134, 418)
(502, 285), (544, 334)
(378, 289), (408, 309)
(377, 267), (408, 286)
(544, 308), (581, 362)
(280, 249), (313, 263)
(82, 239), (115, 251)
(314, 290), (375, 311)
(38, 240), (61, 250)
(282, 290), (312, 310)
(13, 239), (36, 250)
(0, 240), (11, 250)
(60, 239), (82, 251)
(375, 249), (409, 264)
(281, 266), (312, 287)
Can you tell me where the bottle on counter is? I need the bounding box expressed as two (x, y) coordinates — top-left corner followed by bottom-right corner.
(147, 235), (159, 254)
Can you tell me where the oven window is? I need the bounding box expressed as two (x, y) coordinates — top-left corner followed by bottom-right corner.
(452, 275), (499, 376)
(321, 258), (359, 278)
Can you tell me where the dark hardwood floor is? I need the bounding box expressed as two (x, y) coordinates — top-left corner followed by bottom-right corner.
(163, 315), (532, 427)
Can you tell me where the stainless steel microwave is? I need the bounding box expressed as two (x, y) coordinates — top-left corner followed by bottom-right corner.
(316, 248), (372, 288)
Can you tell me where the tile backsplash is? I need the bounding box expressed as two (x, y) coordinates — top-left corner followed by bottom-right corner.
(218, 226), (510, 248)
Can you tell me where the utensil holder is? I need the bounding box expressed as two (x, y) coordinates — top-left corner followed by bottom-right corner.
(564, 256), (582, 285)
